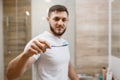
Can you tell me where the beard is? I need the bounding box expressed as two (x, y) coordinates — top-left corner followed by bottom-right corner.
(50, 25), (66, 37)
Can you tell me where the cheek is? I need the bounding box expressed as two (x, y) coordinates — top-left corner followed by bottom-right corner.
(50, 21), (56, 26)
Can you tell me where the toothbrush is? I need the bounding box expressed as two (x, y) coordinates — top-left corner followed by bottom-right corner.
(51, 43), (69, 47)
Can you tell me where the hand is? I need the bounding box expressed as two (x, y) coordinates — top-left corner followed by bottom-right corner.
(23, 38), (51, 57)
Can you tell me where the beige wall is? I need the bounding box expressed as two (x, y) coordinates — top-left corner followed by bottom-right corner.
(76, 0), (108, 75)
(31, 0), (75, 65)
(112, 0), (120, 58)
(0, 0), (4, 79)
(111, 56), (120, 80)
(112, 0), (120, 79)
(3, 0), (32, 80)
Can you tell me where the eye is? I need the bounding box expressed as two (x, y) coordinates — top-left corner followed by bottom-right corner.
(62, 18), (67, 22)
(53, 17), (60, 21)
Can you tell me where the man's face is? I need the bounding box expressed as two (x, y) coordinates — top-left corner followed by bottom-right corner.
(47, 11), (69, 37)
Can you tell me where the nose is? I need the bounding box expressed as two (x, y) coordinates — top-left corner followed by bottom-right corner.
(57, 19), (64, 25)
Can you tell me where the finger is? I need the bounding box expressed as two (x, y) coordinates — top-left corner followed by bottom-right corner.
(38, 39), (51, 49)
(31, 42), (41, 53)
(30, 47), (42, 55)
(27, 47), (38, 56)
(34, 40), (46, 53)
(30, 47), (38, 54)
(34, 40), (42, 49)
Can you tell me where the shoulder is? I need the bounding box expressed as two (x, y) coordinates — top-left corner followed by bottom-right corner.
(24, 32), (45, 50)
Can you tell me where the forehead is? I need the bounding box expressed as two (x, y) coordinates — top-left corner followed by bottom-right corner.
(49, 11), (68, 18)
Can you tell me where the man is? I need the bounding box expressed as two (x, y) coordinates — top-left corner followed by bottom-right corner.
(7, 5), (79, 80)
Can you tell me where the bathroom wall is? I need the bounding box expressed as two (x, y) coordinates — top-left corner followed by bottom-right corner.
(31, 0), (75, 65)
(112, 0), (120, 58)
(0, 0), (4, 80)
(111, 56), (120, 80)
(76, 0), (108, 75)
(3, 0), (32, 80)
(111, 0), (120, 79)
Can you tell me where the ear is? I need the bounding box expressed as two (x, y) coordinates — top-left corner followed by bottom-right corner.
(46, 17), (50, 22)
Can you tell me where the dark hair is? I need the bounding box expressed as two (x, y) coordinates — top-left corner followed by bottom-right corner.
(48, 5), (69, 17)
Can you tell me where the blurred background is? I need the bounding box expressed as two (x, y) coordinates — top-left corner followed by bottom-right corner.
(0, 0), (120, 80)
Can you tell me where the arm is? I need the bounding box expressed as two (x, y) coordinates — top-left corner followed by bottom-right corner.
(7, 39), (51, 80)
(7, 52), (35, 80)
(68, 61), (79, 80)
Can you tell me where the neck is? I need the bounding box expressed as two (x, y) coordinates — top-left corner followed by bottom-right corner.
(49, 30), (61, 38)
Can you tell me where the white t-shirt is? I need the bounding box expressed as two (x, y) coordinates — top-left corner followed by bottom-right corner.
(24, 31), (70, 80)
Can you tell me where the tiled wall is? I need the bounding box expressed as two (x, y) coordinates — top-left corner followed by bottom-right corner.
(3, 0), (32, 80)
(0, 0), (4, 80)
(112, 0), (120, 58)
(112, 0), (120, 79)
(76, 0), (108, 75)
